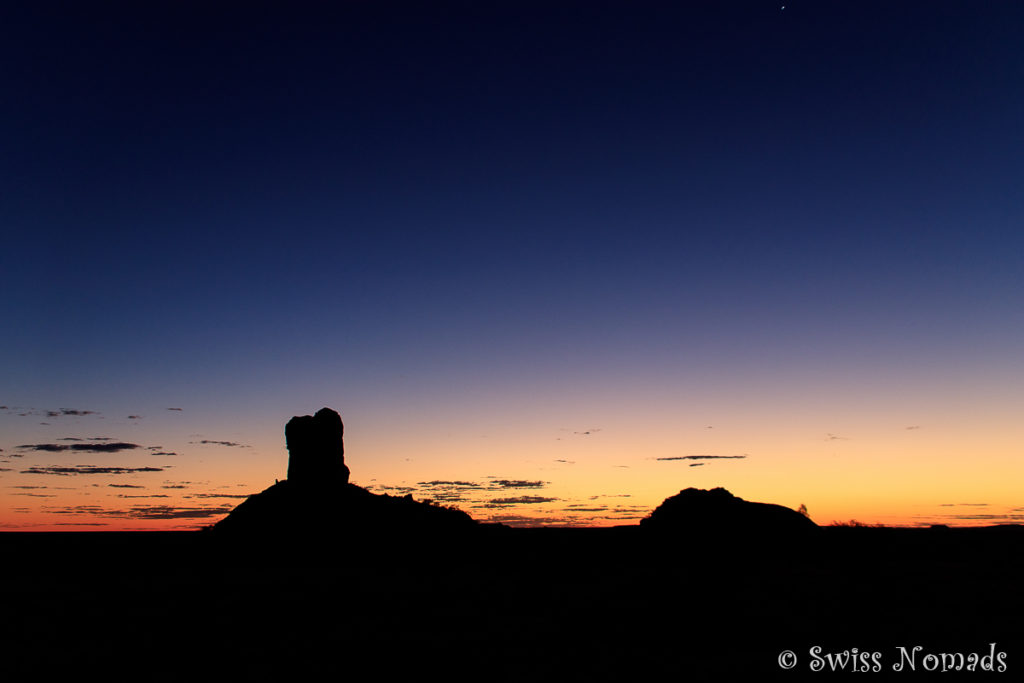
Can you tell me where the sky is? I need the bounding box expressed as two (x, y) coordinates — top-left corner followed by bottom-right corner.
(3, 1), (1023, 530)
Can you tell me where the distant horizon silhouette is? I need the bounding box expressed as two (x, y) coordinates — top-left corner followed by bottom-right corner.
(213, 407), (828, 539)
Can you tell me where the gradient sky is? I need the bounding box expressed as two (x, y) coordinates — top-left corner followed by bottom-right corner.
(3, 1), (1023, 530)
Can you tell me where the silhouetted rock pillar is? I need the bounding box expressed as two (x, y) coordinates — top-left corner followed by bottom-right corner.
(286, 407), (350, 486)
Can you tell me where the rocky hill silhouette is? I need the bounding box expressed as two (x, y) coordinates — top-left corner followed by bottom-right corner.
(215, 408), (820, 546)
(640, 486), (818, 535)
(214, 407), (476, 536)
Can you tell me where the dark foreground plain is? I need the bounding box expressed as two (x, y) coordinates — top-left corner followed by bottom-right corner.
(4, 524), (1022, 681)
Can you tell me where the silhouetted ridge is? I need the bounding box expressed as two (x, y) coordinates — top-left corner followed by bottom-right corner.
(215, 409), (818, 541)
(640, 487), (817, 534)
(214, 408), (475, 536)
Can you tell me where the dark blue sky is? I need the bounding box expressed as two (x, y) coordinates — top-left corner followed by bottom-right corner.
(2, 1), (1024, 528)
(5, 4), (1022, 378)
(3, 2), (1022, 518)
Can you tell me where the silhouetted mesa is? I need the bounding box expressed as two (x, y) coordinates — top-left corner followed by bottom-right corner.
(286, 407), (349, 485)
(640, 487), (817, 535)
(214, 407), (475, 537)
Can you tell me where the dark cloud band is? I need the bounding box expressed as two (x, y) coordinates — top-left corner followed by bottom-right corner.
(20, 465), (165, 476)
(656, 455), (747, 461)
(17, 442), (140, 453)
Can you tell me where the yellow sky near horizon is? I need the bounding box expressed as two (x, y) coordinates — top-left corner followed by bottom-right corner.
(3, 397), (1022, 531)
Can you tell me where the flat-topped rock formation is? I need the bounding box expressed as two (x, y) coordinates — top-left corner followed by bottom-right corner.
(285, 407), (350, 485)
(214, 407), (475, 537)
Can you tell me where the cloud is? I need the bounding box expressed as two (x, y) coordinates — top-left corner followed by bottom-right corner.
(655, 455), (747, 461)
(149, 451), (179, 456)
(167, 407), (183, 411)
(573, 429), (601, 436)
(161, 484), (188, 489)
(409, 480), (486, 503)
(553, 459), (575, 464)
(407, 479), (550, 504)
(826, 433), (850, 441)
(45, 409), (97, 417)
(15, 443), (67, 453)
(41, 502), (232, 520)
(116, 494), (170, 498)
(420, 491), (465, 502)
(20, 465), (166, 476)
(689, 463), (705, 467)
(479, 513), (584, 527)
(108, 484), (145, 489)
(127, 415), (141, 420)
(942, 513), (1023, 521)
(43, 504), (105, 514)
(481, 496), (558, 507)
(369, 485), (417, 494)
(190, 440), (247, 448)
(75, 441), (141, 453)
(187, 493), (251, 499)
(16, 442), (141, 453)
(416, 480), (484, 489)
(115, 505), (233, 519)
(488, 480), (547, 489)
